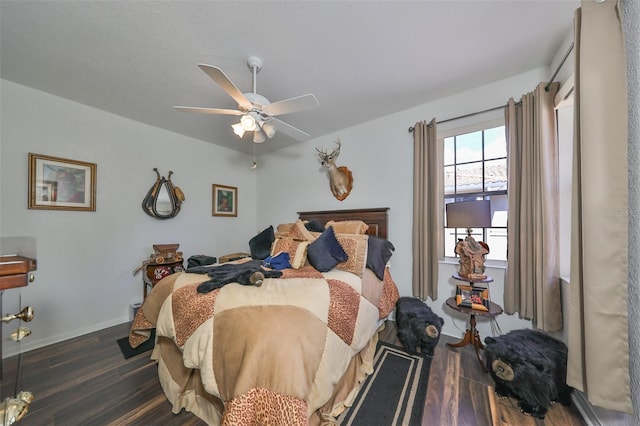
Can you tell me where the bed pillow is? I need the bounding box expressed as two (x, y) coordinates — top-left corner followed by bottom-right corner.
(286, 219), (316, 241)
(366, 235), (395, 280)
(307, 226), (348, 272)
(248, 225), (275, 260)
(271, 237), (309, 269)
(325, 220), (369, 235)
(277, 223), (295, 233)
(335, 233), (369, 277)
(304, 219), (325, 233)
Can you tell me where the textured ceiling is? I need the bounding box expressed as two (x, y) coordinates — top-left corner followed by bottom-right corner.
(0, 0), (579, 155)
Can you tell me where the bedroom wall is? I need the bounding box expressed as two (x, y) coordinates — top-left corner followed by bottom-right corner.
(255, 67), (549, 340)
(0, 79), (259, 355)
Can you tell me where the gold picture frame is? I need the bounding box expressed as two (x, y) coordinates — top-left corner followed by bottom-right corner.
(28, 153), (97, 211)
(212, 184), (237, 217)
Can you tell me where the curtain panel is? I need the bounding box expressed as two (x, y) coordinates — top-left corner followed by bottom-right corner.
(412, 119), (442, 300)
(504, 83), (563, 332)
(568, 0), (631, 413)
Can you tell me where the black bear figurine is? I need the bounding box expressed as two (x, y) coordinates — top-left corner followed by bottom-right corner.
(395, 297), (444, 356)
(484, 329), (573, 419)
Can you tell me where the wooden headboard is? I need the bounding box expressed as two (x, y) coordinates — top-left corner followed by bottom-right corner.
(298, 208), (389, 239)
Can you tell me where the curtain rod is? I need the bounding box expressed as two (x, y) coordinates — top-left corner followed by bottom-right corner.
(407, 103), (506, 133)
(545, 42), (574, 92)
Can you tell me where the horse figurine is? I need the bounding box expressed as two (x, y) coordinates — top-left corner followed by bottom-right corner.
(316, 140), (353, 201)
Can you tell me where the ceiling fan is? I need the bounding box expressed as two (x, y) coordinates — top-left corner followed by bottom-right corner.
(175, 56), (319, 143)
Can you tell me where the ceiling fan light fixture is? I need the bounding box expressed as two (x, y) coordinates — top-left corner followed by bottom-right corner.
(253, 129), (266, 143)
(231, 122), (246, 137)
(240, 112), (258, 131)
(262, 121), (277, 138)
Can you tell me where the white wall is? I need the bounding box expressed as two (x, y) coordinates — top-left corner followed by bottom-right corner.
(255, 67), (550, 340)
(0, 80), (259, 355)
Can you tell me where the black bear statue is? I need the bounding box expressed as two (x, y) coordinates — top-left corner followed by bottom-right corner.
(395, 297), (444, 356)
(484, 329), (573, 419)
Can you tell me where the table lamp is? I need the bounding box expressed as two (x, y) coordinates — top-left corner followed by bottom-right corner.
(446, 200), (491, 279)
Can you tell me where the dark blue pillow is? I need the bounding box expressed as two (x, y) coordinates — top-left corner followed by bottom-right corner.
(366, 235), (395, 280)
(304, 219), (325, 232)
(307, 226), (348, 272)
(249, 225), (275, 260)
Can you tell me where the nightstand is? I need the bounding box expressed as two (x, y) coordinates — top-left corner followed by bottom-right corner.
(446, 274), (502, 371)
(142, 260), (184, 298)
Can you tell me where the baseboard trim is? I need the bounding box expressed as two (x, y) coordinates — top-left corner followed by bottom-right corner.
(571, 390), (634, 426)
(2, 315), (129, 359)
(572, 391), (600, 426)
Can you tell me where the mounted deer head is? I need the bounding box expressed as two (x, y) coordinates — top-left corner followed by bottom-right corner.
(316, 139), (353, 201)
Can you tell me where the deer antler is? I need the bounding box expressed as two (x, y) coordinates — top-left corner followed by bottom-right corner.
(330, 139), (341, 158)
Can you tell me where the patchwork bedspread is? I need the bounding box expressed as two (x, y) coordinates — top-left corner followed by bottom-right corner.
(129, 263), (399, 425)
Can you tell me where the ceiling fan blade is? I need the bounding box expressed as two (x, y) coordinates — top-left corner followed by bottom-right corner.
(262, 94), (319, 116)
(266, 118), (310, 141)
(174, 106), (244, 116)
(198, 64), (252, 111)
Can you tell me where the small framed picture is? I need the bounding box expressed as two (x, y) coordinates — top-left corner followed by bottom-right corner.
(212, 184), (237, 217)
(28, 153), (97, 211)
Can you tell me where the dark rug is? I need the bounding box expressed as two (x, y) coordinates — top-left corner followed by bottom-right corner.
(116, 329), (155, 359)
(338, 342), (432, 426)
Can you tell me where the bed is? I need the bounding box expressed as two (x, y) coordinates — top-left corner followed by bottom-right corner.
(129, 208), (399, 425)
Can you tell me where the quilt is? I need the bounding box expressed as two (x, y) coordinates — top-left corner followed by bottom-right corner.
(129, 262), (399, 425)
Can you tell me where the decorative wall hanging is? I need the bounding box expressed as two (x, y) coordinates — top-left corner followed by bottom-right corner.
(212, 184), (237, 217)
(142, 168), (184, 219)
(28, 153), (97, 211)
(315, 139), (353, 201)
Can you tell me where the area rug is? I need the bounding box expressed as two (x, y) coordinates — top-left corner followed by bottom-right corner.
(116, 329), (155, 359)
(338, 342), (432, 426)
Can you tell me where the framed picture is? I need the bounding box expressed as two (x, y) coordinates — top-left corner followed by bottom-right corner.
(455, 284), (490, 311)
(212, 184), (237, 217)
(28, 153), (97, 211)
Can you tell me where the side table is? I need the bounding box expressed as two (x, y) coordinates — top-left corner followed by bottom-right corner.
(143, 260), (184, 299)
(452, 272), (493, 286)
(445, 296), (502, 371)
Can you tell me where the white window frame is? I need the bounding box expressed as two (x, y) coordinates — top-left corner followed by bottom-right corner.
(439, 116), (507, 265)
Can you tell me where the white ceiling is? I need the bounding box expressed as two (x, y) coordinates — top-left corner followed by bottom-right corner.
(0, 0), (579, 156)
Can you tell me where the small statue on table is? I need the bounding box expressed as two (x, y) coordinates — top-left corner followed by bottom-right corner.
(455, 237), (489, 280)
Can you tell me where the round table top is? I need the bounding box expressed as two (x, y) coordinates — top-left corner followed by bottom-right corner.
(452, 273), (494, 284)
(446, 296), (503, 317)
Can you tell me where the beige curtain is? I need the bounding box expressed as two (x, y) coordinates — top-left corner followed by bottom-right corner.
(412, 119), (442, 300)
(568, 0), (631, 413)
(504, 83), (563, 332)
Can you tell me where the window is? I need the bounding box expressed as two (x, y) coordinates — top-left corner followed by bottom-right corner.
(443, 122), (508, 261)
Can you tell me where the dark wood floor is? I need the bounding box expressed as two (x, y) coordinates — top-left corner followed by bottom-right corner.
(1, 321), (585, 425)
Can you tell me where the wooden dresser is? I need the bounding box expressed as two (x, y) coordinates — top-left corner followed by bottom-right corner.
(0, 255), (37, 391)
(0, 255), (37, 290)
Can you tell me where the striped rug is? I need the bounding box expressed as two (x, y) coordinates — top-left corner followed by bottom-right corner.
(338, 342), (432, 426)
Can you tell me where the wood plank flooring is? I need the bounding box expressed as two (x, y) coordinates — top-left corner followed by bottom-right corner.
(1, 321), (585, 425)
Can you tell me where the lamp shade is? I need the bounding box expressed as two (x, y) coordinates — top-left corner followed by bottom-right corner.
(240, 113), (257, 131)
(231, 122), (246, 137)
(446, 200), (491, 228)
(252, 129), (266, 143)
(262, 121), (277, 138)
